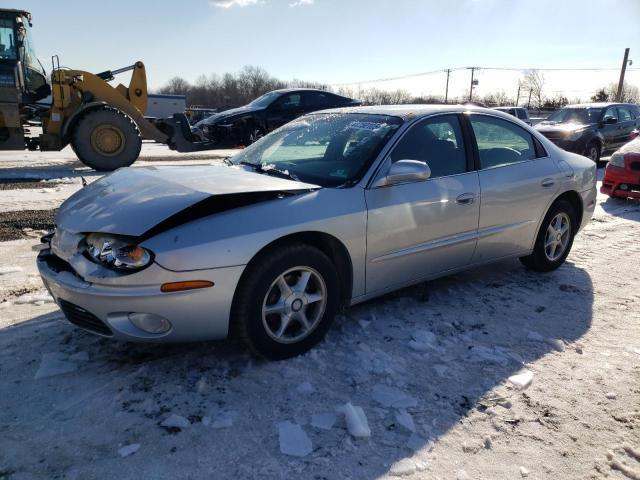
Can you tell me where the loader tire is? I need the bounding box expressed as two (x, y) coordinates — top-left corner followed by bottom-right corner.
(71, 107), (142, 171)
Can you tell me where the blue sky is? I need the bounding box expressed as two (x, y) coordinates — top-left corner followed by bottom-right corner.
(16, 0), (640, 98)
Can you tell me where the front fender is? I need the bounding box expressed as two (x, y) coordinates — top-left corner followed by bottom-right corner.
(60, 101), (107, 145)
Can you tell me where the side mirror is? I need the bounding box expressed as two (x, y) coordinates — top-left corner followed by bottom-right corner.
(373, 159), (431, 187)
(604, 116), (618, 125)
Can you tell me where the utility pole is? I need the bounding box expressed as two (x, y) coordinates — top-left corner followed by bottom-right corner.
(516, 82), (521, 105)
(616, 47), (630, 102)
(468, 67), (476, 102)
(527, 89), (532, 109)
(444, 69), (451, 104)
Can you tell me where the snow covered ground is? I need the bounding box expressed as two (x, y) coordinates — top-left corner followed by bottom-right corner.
(0, 151), (639, 480)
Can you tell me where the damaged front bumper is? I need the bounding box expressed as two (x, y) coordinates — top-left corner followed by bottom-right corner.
(37, 249), (244, 342)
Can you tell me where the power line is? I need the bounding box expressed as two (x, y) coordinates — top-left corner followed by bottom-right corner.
(331, 65), (640, 86)
(331, 68), (464, 86)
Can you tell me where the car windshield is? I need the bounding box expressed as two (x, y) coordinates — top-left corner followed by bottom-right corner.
(546, 107), (602, 124)
(229, 113), (403, 187)
(249, 91), (282, 108)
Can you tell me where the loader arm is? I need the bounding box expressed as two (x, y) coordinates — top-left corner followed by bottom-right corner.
(44, 61), (168, 148)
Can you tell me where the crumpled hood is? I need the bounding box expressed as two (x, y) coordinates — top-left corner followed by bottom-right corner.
(203, 105), (263, 125)
(56, 165), (319, 236)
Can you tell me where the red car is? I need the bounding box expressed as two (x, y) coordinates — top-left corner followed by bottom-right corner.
(601, 137), (640, 199)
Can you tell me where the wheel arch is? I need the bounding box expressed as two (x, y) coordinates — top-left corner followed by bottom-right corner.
(554, 190), (584, 230)
(588, 133), (603, 151)
(235, 231), (354, 310)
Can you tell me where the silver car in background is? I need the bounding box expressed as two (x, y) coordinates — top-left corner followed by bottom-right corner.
(38, 105), (597, 359)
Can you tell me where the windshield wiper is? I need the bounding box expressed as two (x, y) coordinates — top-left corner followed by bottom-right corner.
(256, 165), (300, 182)
(235, 161), (300, 182)
(222, 157), (234, 166)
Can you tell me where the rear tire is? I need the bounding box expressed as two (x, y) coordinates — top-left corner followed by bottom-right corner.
(71, 107), (142, 171)
(232, 243), (340, 360)
(520, 199), (576, 272)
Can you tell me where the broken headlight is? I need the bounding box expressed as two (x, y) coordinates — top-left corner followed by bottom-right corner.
(84, 233), (153, 272)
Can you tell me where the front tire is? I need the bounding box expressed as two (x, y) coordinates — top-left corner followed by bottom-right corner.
(584, 141), (600, 163)
(232, 243), (340, 360)
(71, 107), (142, 171)
(520, 199), (576, 272)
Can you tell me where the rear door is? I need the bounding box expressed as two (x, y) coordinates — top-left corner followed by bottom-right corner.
(466, 113), (562, 262)
(365, 114), (480, 293)
(617, 106), (636, 145)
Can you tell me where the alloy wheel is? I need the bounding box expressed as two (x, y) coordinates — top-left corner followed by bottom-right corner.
(544, 212), (571, 261)
(261, 266), (327, 344)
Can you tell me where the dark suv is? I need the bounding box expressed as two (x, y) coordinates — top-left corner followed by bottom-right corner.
(192, 88), (361, 147)
(535, 102), (640, 162)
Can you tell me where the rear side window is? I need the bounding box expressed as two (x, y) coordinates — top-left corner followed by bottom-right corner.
(305, 92), (330, 108)
(390, 114), (467, 178)
(516, 109), (528, 120)
(469, 115), (539, 169)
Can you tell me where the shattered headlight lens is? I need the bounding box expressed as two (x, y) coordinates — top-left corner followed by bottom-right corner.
(84, 233), (153, 271)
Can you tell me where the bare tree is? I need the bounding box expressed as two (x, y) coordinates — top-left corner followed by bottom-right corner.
(522, 70), (545, 108)
(606, 82), (639, 103)
(160, 76), (191, 95)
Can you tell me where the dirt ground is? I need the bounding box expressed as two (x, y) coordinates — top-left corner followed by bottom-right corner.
(0, 148), (639, 480)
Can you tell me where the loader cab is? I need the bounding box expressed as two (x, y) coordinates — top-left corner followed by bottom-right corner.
(0, 9), (49, 103)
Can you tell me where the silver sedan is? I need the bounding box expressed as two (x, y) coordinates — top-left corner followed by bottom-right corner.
(38, 105), (597, 359)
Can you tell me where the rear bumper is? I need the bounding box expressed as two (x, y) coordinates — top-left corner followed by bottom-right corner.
(601, 165), (640, 198)
(37, 250), (245, 342)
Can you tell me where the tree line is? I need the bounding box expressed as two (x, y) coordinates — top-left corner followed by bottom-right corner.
(157, 66), (640, 111)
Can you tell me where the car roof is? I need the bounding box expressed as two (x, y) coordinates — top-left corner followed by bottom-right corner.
(313, 104), (514, 121)
(269, 88), (337, 94)
(494, 106), (525, 110)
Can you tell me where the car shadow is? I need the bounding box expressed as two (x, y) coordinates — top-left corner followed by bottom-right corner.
(0, 259), (593, 479)
(600, 195), (640, 221)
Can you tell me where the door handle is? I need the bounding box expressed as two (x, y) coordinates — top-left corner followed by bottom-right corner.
(456, 193), (475, 205)
(541, 178), (555, 188)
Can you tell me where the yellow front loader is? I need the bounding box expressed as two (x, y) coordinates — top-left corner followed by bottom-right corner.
(0, 8), (214, 171)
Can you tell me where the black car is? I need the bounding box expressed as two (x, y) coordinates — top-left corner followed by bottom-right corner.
(535, 102), (640, 162)
(192, 88), (361, 146)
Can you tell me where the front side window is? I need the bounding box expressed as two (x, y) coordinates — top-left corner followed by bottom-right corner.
(470, 115), (537, 169)
(603, 106), (618, 121)
(230, 113), (402, 187)
(0, 18), (16, 60)
(389, 115), (467, 178)
(274, 93), (302, 111)
(618, 106), (633, 121)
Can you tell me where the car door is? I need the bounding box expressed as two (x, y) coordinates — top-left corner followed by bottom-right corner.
(617, 106), (636, 145)
(303, 91), (331, 114)
(266, 92), (304, 129)
(365, 114), (480, 294)
(601, 106), (620, 150)
(467, 113), (563, 262)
